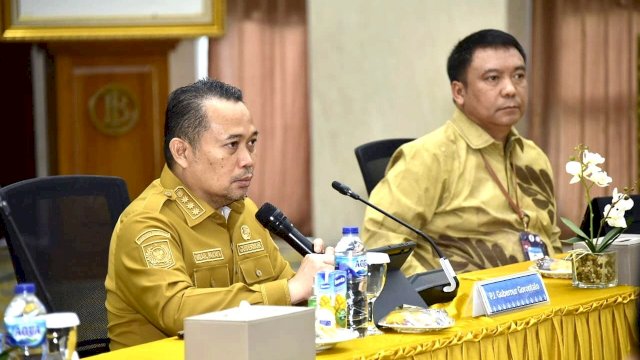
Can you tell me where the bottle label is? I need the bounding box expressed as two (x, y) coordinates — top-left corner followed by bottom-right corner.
(335, 254), (367, 279)
(5, 316), (46, 347)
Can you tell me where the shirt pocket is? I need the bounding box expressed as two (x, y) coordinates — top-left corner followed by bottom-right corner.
(238, 253), (276, 285)
(193, 264), (230, 288)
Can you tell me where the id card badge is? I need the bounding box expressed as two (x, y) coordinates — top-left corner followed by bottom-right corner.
(519, 231), (548, 261)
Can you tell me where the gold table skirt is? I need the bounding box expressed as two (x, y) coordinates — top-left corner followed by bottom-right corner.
(89, 261), (638, 359)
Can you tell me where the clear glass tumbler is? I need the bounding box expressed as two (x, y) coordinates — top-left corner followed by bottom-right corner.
(365, 252), (390, 336)
(43, 312), (80, 360)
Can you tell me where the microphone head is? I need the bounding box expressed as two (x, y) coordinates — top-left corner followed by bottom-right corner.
(255, 202), (284, 230)
(331, 181), (359, 199)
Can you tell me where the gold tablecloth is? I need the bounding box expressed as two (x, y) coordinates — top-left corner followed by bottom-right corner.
(89, 261), (638, 359)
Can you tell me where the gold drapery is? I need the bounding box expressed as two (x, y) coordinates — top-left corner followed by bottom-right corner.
(88, 262), (638, 360)
(318, 262), (638, 360)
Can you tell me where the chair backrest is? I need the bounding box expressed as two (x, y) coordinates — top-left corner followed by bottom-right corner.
(0, 175), (130, 357)
(354, 138), (414, 195)
(580, 195), (640, 236)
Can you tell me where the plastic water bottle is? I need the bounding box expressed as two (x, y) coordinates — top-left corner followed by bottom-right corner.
(4, 283), (47, 360)
(334, 226), (368, 337)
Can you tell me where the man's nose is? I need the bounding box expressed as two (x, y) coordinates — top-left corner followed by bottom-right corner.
(238, 146), (254, 168)
(502, 79), (517, 97)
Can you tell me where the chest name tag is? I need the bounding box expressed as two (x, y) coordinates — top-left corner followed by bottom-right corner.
(193, 248), (224, 263)
(472, 271), (549, 317)
(237, 239), (264, 256)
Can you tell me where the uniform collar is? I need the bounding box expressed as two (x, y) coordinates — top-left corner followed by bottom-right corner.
(449, 108), (524, 152)
(160, 165), (246, 227)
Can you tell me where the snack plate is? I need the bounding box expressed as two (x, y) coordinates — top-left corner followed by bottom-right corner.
(315, 329), (359, 352)
(378, 321), (454, 333)
(528, 265), (572, 279)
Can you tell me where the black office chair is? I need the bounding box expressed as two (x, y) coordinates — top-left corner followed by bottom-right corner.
(354, 138), (414, 195)
(579, 195), (640, 236)
(0, 175), (130, 357)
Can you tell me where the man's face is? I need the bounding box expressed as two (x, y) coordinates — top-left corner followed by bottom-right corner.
(182, 98), (257, 209)
(451, 47), (527, 141)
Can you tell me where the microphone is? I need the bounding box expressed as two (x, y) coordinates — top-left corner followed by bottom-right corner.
(255, 202), (315, 255)
(331, 181), (458, 297)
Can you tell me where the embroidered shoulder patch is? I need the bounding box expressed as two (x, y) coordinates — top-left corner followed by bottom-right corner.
(237, 239), (264, 256)
(142, 240), (175, 269)
(135, 229), (171, 245)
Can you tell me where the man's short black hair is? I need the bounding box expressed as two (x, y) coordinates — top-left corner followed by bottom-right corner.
(163, 78), (243, 168)
(447, 29), (526, 84)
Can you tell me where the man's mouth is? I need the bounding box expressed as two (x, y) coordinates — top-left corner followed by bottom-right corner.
(234, 175), (253, 186)
(499, 105), (520, 111)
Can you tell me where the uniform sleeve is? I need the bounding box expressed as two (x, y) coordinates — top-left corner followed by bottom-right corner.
(112, 212), (294, 337)
(362, 141), (447, 275)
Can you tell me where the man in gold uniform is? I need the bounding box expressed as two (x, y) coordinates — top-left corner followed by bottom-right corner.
(105, 78), (334, 349)
(363, 29), (562, 275)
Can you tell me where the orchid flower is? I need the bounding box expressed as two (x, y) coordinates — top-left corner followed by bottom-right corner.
(561, 145), (636, 254)
(586, 169), (612, 187)
(582, 150), (605, 166)
(565, 161), (582, 184)
(604, 204), (628, 228)
(612, 187), (634, 211)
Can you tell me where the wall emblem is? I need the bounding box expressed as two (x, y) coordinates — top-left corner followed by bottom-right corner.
(88, 83), (140, 136)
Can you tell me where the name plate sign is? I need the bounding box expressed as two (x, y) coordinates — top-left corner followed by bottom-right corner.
(472, 271), (549, 317)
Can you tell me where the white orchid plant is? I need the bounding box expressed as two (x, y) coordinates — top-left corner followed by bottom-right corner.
(562, 145), (635, 253)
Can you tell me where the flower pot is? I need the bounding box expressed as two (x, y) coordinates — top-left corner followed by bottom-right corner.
(571, 251), (617, 288)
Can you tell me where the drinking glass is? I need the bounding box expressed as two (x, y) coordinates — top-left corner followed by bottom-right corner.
(365, 252), (390, 336)
(44, 312), (80, 360)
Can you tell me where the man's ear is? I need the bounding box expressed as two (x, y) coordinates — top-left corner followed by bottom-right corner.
(451, 81), (465, 107)
(169, 138), (191, 169)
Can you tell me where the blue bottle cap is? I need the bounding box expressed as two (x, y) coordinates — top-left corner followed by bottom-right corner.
(14, 283), (36, 294)
(341, 226), (359, 235)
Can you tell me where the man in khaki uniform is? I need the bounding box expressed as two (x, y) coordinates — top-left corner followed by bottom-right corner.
(105, 78), (334, 349)
(362, 29), (562, 275)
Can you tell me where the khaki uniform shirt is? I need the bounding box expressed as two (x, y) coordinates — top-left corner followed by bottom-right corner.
(105, 165), (295, 349)
(362, 109), (562, 275)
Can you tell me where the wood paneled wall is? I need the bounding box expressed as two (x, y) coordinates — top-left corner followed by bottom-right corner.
(49, 41), (176, 198)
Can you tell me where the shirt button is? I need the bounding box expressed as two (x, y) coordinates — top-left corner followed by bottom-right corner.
(255, 269), (262, 277)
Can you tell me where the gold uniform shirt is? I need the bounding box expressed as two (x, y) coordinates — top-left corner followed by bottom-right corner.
(105, 165), (295, 350)
(362, 109), (562, 275)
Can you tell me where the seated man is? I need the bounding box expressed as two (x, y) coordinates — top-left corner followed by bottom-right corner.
(105, 78), (334, 349)
(362, 29), (562, 275)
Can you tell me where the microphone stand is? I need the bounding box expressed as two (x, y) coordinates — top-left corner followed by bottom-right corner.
(331, 181), (458, 293)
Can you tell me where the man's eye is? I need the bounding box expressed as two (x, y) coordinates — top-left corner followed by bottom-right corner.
(487, 75), (499, 82)
(247, 139), (257, 152)
(226, 141), (239, 149)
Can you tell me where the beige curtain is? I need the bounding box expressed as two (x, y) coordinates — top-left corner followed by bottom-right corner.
(530, 0), (640, 237)
(209, 0), (311, 234)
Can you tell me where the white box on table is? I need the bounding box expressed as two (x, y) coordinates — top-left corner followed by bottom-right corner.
(572, 234), (640, 286)
(184, 305), (315, 360)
